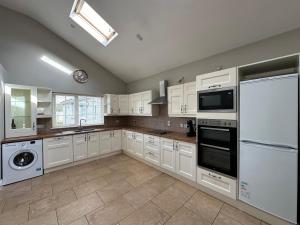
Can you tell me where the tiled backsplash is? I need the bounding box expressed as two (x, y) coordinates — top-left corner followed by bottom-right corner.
(37, 105), (195, 134)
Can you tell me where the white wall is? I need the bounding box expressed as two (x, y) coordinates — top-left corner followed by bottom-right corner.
(0, 6), (126, 96)
(127, 28), (300, 93)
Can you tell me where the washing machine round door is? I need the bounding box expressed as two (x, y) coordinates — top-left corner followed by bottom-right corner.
(9, 150), (38, 170)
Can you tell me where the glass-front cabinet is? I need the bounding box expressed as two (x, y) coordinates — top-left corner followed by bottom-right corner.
(5, 84), (37, 138)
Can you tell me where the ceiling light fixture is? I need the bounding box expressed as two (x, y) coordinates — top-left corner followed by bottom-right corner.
(70, 0), (118, 46)
(41, 56), (73, 74)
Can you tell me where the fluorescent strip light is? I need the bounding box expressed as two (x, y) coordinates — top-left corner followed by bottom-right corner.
(70, 0), (118, 46)
(41, 56), (73, 74)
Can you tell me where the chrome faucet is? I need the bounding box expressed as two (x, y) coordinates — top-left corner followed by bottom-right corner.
(79, 119), (86, 130)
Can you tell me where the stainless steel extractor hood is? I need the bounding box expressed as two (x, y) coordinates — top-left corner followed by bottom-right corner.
(149, 80), (168, 104)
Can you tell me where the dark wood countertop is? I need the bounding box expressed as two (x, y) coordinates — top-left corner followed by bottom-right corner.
(1, 127), (196, 145)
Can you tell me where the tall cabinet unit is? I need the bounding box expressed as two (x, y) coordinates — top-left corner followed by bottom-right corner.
(5, 84), (37, 138)
(168, 81), (196, 117)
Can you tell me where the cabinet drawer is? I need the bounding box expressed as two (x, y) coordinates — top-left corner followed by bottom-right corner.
(44, 136), (73, 145)
(144, 145), (160, 166)
(197, 167), (237, 199)
(144, 134), (159, 146)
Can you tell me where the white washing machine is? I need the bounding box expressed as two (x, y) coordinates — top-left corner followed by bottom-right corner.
(2, 139), (43, 185)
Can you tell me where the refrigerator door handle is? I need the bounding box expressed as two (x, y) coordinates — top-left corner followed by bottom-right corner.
(240, 140), (297, 150)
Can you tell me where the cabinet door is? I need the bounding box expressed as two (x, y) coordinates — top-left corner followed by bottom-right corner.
(88, 132), (100, 158)
(126, 131), (135, 154)
(141, 91), (152, 115)
(73, 134), (88, 161)
(105, 94), (119, 115)
(168, 85), (184, 116)
(160, 138), (176, 172)
(5, 84), (37, 138)
(118, 95), (129, 115)
(132, 94), (142, 115)
(111, 95), (119, 114)
(111, 130), (122, 152)
(183, 82), (196, 116)
(100, 131), (111, 154)
(196, 67), (237, 91)
(43, 136), (73, 169)
(134, 132), (144, 158)
(122, 130), (127, 150)
(176, 141), (196, 181)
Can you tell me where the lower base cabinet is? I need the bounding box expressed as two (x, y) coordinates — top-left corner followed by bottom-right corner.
(144, 135), (160, 166)
(87, 132), (100, 157)
(160, 138), (196, 182)
(43, 136), (73, 169)
(197, 167), (237, 199)
(73, 134), (88, 161)
(122, 130), (127, 151)
(125, 131), (143, 158)
(100, 130), (122, 155)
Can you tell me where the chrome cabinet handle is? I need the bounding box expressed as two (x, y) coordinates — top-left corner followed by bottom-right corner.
(208, 172), (222, 180)
(88, 135), (91, 141)
(32, 122), (36, 131)
(180, 105), (183, 113)
(208, 84), (222, 89)
(184, 105), (187, 113)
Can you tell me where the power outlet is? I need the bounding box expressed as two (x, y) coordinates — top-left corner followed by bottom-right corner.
(180, 123), (183, 128)
(167, 121), (171, 127)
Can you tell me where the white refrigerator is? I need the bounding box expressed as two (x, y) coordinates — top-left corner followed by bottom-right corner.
(239, 74), (298, 223)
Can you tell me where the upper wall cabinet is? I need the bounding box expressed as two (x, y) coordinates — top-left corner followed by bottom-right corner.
(118, 95), (129, 115)
(168, 81), (196, 117)
(104, 94), (119, 115)
(5, 84), (37, 138)
(105, 90), (158, 116)
(196, 67), (237, 91)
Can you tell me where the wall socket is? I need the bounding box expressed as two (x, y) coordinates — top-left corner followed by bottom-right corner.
(180, 123), (188, 128)
(167, 120), (171, 127)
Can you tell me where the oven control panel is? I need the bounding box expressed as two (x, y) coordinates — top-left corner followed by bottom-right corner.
(197, 119), (237, 128)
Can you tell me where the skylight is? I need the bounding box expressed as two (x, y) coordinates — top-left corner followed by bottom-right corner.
(70, 0), (118, 46)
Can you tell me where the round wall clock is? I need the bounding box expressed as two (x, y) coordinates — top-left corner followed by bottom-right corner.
(73, 69), (88, 83)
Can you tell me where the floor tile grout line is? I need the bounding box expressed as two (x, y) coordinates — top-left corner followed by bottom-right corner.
(210, 202), (224, 225)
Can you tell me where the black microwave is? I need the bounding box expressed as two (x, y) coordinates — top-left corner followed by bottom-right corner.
(197, 87), (236, 112)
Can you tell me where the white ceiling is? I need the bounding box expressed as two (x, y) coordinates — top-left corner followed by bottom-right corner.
(1, 0), (300, 83)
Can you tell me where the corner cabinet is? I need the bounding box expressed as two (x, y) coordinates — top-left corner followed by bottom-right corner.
(196, 67), (237, 91)
(5, 84), (37, 138)
(168, 82), (196, 117)
(43, 136), (73, 169)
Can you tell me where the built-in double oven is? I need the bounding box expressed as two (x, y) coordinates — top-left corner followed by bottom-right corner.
(197, 119), (237, 177)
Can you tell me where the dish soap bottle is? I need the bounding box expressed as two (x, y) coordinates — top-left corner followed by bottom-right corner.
(11, 119), (16, 129)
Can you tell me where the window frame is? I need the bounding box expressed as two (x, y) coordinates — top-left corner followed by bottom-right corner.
(52, 93), (104, 128)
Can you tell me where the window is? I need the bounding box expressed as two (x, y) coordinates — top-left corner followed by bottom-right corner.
(70, 0), (118, 46)
(53, 94), (103, 128)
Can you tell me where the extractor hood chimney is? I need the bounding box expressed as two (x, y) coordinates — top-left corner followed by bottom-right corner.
(149, 80), (168, 104)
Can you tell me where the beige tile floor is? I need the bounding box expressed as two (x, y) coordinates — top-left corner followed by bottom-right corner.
(0, 154), (268, 225)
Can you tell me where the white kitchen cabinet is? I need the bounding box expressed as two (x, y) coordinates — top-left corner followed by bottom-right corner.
(43, 136), (73, 169)
(144, 135), (160, 166)
(160, 138), (176, 172)
(104, 94), (119, 115)
(100, 131), (111, 154)
(130, 93), (142, 115)
(121, 130), (127, 151)
(133, 132), (144, 158)
(140, 91), (152, 115)
(5, 84), (37, 138)
(168, 82), (196, 117)
(196, 67), (237, 91)
(160, 138), (196, 181)
(126, 131), (135, 154)
(183, 82), (197, 116)
(87, 132), (100, 157)
(197, 167), (237, 199)
(176, 141), (196, 181)
(118, 95), (129, 115)
(111, 130), (122, 152)
(73, 134), (88, 161)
